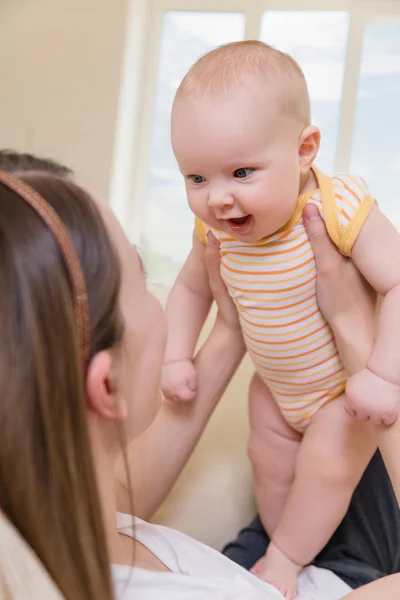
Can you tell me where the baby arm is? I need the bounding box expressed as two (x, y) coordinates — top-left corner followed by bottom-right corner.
(162, 231), (213, 401)
(345, 206), (400, 424)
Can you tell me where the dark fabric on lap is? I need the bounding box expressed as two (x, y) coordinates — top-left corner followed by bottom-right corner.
(222, 451), (400, 589)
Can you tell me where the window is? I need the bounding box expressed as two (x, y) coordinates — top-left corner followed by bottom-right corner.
(112, 1), (400, 286)
(260, 11), (349, 174)
(141, 11), (245, 285)
(350, 23), (400, 225)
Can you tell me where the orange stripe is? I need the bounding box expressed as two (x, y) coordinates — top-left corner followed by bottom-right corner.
(277, 392), (333, 406)
(249, 329), (334, 355)
(245, 322), (328, 346)
(237, 293), (315, 312)
(222, 255), (314, 276)
(256, 346), (338, 369)
(247, 334), (334, 360)
(222, 238), (309, 258)
(337, 192), (357, 215)
(277, 227), (297, 242)
(217, 236), (236, 243)
(259, 349), (339, 373)
(281, 404), (319, 416)
(235, 284), (317, 303)
(342, 180), (362, 206)
(266, 366), (345, 387)
(222, 264), (315, 286)
(342, 208), (351, 222)
(225, 247), (311, 267)
(227, 274), (315, 295)
(282, 388), (344, 416)
(343, 175), (365, 197)
(240, 299), (315, 321)
(259, 232), (304, 247)
(275, 379), (346, 398)
(240, 307), (319, 330)
(243, 315), (322, 339)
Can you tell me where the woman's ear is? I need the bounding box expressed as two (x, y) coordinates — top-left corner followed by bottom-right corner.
(86, 351), (127, 421)
(299, 126), (320, 174)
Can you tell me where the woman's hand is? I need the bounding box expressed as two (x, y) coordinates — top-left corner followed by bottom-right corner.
(303, 204), (377, 376)
(204, 232), (242, 334)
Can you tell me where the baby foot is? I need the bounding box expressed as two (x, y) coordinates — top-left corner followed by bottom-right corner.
(250, 541), (302, 600)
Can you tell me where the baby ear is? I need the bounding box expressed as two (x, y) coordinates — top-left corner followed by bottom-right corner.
(298, 126), (320, 174)
(86, 350), (127, 421)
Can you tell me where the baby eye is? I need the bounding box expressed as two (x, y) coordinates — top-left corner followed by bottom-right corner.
(234, 168), (254, 179)
(189, 174), (206, 184)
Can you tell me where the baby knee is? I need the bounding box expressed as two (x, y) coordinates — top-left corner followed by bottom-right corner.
(297, 450), (360, 489)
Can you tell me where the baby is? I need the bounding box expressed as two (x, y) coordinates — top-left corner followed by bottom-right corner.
(162, 41), (400, 599)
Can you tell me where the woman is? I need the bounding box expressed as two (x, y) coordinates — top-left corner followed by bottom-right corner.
(0, 157), (398, 599)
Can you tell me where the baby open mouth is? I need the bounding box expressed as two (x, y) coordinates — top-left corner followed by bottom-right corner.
(229, 216), (250, 225)
(227, 215), (252, 230)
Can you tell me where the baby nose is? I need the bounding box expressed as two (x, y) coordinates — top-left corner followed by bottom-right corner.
(208, 188), (234, 212)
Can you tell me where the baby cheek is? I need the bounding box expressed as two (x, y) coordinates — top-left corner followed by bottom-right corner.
(187, 191), (207, 219)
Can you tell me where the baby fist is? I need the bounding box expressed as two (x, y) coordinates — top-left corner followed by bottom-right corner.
(345, 368), (400, 425)
(161, 359), (197, 402)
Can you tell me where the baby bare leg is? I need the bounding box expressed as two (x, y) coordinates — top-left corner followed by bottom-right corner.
(248, 373), (302, 538)
(273, 395), (377, 568)
(253, 395), (376, 599)
(248, 374), (302, 599)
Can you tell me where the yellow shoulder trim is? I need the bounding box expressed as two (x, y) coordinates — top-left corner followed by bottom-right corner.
(340, 196), (374, 256)
(312, 166), (342, 249)
(313, 167), (374, 257)
(194, 217), (207, 245)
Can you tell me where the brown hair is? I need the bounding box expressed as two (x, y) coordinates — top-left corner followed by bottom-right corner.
(0, 149), (73, 178)
(0, 173), (123, 600)
(175, 40), (311, 127)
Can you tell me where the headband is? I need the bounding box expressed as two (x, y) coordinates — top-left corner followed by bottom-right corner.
(0, 170), (90, 364)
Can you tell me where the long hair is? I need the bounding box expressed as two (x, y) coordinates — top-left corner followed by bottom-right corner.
(0, 173), (123, 600)
(0, 509), (64, 599)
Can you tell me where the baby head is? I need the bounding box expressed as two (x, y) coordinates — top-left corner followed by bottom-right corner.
(171, 40), (320, 242)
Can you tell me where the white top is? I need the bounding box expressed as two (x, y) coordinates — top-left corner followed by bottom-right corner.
(112, 513), (352, 600)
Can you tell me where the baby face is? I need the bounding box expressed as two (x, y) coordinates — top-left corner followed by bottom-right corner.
(172, 89), (304, 243)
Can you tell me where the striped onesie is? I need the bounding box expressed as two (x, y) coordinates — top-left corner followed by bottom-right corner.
(195, 167), (374, 432)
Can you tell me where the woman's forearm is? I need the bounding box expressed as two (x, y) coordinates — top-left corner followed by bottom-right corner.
(115, 317), (245, 519)
(344, 574), (400, 599)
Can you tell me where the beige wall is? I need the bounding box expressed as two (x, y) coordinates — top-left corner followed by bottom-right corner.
(0, 0), (128, 200)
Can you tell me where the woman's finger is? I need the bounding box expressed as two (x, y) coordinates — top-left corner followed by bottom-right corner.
(303, 204), (341, 274)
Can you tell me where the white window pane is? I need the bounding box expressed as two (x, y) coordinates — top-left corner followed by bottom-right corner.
(142, 12), (245, 285)
(260, 11), (349, 174)
(350, 23), (400, 225)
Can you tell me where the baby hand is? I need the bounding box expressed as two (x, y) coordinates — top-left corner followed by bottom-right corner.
(250, 542), (301, 600)
(345, 367), (400, 425)
(161, 359), (197, 402)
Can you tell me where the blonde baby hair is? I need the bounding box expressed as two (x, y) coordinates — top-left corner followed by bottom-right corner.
(175, 40), (311, 128)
